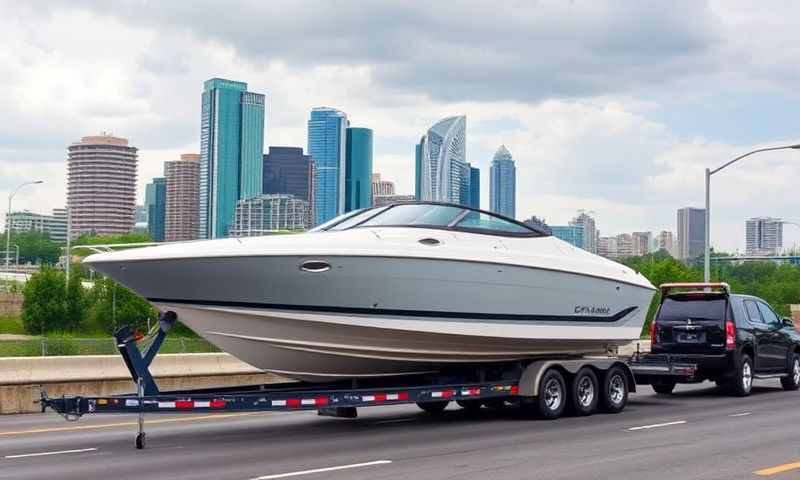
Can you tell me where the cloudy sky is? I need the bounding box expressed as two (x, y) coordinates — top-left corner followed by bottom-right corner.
(2, 0), (799, 252)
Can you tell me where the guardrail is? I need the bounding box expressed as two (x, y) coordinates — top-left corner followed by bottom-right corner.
(0, 337), (219, 357)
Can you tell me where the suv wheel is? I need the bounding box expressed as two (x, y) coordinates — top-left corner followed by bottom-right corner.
(780, 353), (800, 391)
(729, 353), (753, 397)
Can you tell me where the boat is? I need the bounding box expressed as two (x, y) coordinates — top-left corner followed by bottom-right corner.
(84, 202), (656, 381)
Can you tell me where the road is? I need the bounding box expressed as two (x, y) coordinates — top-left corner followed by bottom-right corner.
(1, 381), (800, 480)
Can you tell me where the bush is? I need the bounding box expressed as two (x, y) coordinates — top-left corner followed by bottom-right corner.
(21, 267), (67, 334)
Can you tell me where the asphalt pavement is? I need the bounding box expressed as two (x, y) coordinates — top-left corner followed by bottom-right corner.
(2, 380), (800, 480)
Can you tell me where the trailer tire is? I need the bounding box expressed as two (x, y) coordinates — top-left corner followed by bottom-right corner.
(417, 401), (449, 414)
(534, 368), (567, 420)
(599, 366), (628, 414)
(568, 368), (599, 416)
(651, 381), (676, 395)
(456, 400), (483, 412)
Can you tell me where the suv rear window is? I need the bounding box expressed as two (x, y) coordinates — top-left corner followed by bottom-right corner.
(658, 295), (727, 322)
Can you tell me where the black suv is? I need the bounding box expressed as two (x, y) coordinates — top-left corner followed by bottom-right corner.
(647, 283), (800, 396)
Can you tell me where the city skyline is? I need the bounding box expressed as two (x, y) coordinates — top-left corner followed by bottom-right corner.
(4, 3), (800, 251)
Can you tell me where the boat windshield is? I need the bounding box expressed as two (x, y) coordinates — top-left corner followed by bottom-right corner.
(315, 202), (548, 237)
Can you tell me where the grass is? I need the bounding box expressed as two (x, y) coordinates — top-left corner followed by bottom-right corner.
(0, 315), (25, 335)
(0, 336), (219, 357)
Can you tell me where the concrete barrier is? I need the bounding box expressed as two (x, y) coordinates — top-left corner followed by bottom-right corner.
(0, 353), (287, 414)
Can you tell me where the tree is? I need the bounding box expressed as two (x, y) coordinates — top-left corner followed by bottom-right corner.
(85, 277), (157, 334)
(21, 266), (67, 334)
(6, 231), (60, 265)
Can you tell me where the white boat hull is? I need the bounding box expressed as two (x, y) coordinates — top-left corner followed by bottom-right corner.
(90, 252), (654, 381)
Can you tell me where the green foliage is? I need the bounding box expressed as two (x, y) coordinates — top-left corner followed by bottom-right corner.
(4, 230), (61, 265)
(71, 232), (153, 258)
(0, 315), (25, 334)
(84, 277), (157, 334)
(21, 266), (67, 334)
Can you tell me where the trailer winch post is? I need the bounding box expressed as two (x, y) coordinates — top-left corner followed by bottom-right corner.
(114, 311), (176, 397)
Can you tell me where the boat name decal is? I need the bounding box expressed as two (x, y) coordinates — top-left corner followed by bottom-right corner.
(574, 306), (611, 316)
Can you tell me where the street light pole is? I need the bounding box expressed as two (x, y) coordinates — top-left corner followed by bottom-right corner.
(704, 145), (800, 282)
(5, 180), (44, 271)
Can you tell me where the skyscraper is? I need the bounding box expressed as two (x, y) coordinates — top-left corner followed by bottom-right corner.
(372, 173), (395, 197)
(656, 230), (675, 256)
(67, 134), (137, 238)
(145, 177), (166, 242)
(677, 207), (706, 260)
(199, 78), (266, 239)
(469, 165), (481, 209)
(165, 154), (200, 242)
(490, 145), (516, 218)
(308, 107), (349, 224)
(418, 116), (467, 204)
(570, 212), (597, 254)
(262, 147), (315, 222)
(345, 127), (373, 212)
(631, 232), (652, 257)
(746, 217), (783, 256)
(551, 225), (585, 249)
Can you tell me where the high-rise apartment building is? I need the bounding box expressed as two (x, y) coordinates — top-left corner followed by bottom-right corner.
(746, 217), (783, 256)
(372, 173), (395, 197)
(145, 177), (166, 242)
(598, 236), (619, 259)
(229, 194), (310, 236)
(616, 233), (634, 258)
(308, 107), (349, 225)
(263, 147), (315, 223)
(677, 207), (706, 260)
(570, 212), (597, 254)
(5, 208), (68, 244)
(345, 127), (373, 212)
(551, 225), (585, 249)
(417, 116), (467, 204)
(67, 134), (137, 238)
(469, 165), (481, 209)
(656, 231), (675, 256)
(489, 145), (516, 218)
(199, 78), (266, 239)
(631, 232), (652, 257)
(165, 154), (200, 242)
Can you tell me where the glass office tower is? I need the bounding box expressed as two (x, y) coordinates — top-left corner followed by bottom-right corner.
(308, 107), (349, 225)
(490, 145), (516, 218)
(345, 127), (373, 212)
(418, 115), (467, 204)
(199, 78), (266, 239)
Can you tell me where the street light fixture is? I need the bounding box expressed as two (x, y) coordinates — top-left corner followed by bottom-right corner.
(5, 180), (44, 271)
(704, 145), (800, 282)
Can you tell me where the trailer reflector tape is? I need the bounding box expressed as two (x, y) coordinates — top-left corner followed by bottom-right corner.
(125, 399), (139, 407)
(510, 385), (519, 395)
(210, 400), (226, 408)
(194, 401), (211, 408)
(271, 400), (287, 407)
(431, 390), (454, 398)
(286, 398), (301, 408)
(461, 388), (481, 396)
(175, 400), (194, 409)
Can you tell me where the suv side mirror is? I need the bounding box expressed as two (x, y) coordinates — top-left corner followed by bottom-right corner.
(783, 317), (796, 328)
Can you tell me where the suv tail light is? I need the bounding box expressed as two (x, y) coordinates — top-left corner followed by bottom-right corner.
(649, 319), (657, 346)
(725, 319), (736, 350)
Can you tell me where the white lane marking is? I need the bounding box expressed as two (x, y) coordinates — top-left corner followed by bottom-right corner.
(252, 460), (392, 479)
(627, 420), (687, 431)
(4, 448), (98, 459)
(729, 412), (752, 417)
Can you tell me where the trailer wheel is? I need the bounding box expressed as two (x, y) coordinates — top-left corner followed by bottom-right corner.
(456, 399), (483, 412)
(599, 366), (628, 414)
(651, 381), (676, 395)
(569, 368), (599, 416)
(534, 368), (567, 420)
(416, 401), (449, 414)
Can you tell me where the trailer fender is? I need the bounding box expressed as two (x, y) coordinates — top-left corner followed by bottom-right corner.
(518, 359), (635, 397)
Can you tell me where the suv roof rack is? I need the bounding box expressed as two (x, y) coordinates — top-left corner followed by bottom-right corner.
(659, 282), (731, 296)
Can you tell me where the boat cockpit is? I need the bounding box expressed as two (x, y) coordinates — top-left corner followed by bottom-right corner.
(311, 202), (550, 238)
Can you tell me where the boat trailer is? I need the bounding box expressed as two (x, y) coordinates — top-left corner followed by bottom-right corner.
(40, 314), (523, 449)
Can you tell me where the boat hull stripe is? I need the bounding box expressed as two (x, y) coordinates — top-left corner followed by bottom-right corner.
(146, 298), (638, 323)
